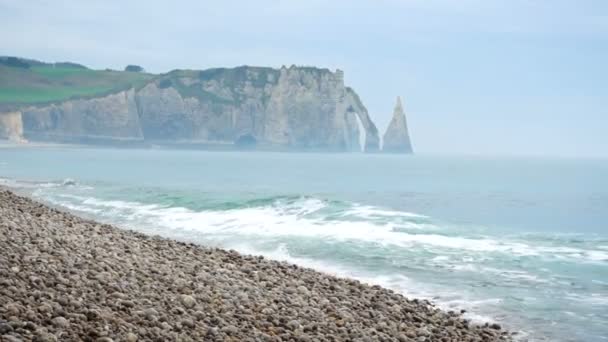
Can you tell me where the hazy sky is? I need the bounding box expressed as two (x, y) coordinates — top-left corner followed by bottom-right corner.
(1, 0), (607, 157)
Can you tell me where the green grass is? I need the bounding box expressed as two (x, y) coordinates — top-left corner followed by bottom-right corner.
(0, 61), (329, 109)
(0, 86), (117, 103)
(171, 79), (235, 105)
(198, 66), (280, 88)
(164, 66), (281, 106)
(0, 64), (155, 106)
(30, 65), (94, 78)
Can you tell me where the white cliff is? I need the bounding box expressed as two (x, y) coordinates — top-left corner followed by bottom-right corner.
(382, 96), (413, 154)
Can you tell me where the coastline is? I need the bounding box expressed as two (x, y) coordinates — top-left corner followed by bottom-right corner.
(0, 189), (513, 341)
(0, 141), (83, 149)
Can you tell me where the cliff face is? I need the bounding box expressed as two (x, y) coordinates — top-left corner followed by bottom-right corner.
(382, 96), (413, 154)
(8, 66), (380, 151)
(0, 111), (26, 142)
(21, 90), (143, 144)
(345, 87), (379, 152)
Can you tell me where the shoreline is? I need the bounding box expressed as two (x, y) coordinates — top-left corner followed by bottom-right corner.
(0, 189), (513, 341)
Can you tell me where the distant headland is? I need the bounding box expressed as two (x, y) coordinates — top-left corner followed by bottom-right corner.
(0, 56), (412, 153)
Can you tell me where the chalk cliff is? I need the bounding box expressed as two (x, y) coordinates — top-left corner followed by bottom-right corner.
(21, 89), (143, 144)
(382, 96), (413, 154)
(2, 66), (380, 152)
(0, 111), (26, 142)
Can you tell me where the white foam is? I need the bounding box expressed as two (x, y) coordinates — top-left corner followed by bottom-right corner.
(343, 205), (429, 219)
(34, 192), (591, 340)
(138, 203), (508, 254)
(585, 250), (608, 262)
(56, 202), (104, 214)
(231, 243), (354, 278)
(82, 197), (160, 212)
(431, 255), (450, 262)
(230, 243), (503, 325)
(40, 194), (608, 264)
(0, 177), (31, 188)
(367, 273), (502, 323)
(2, 177), (93, 191)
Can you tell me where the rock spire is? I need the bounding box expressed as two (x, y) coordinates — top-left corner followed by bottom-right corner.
(382, 96), (413, 153)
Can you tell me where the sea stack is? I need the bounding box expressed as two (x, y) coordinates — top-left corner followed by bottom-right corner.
(382, 96), (413, 154)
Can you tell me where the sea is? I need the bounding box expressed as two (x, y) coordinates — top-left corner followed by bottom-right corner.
(1, 146), (606, 341)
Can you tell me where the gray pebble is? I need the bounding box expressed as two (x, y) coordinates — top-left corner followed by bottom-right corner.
(51, 317), (69, 328)
(0, 190), (513, 342)
(179, 295), (196, 308)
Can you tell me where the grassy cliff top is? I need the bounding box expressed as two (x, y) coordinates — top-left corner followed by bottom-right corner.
(0, 57), (339, 110)
(0, 58), (154, 108)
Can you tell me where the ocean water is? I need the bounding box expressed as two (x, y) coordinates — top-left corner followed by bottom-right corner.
(1, 147), (607, 341)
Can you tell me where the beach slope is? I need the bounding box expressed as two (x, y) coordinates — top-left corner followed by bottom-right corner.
(0, 189), (511, 341)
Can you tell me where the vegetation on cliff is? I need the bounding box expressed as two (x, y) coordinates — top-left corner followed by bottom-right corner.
(0, 57), (153, 107)
(0, 56), (381, 152)
(156, 66), (281, 106)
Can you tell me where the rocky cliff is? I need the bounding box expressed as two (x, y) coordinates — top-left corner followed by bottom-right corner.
(1, 66), (380, 152)
(0, 111), (25, 142)
(382, 96), (413, 154)
(21, 89), (143, 144)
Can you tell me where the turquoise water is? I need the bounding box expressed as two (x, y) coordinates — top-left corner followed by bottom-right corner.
(1, 147), (607, 341)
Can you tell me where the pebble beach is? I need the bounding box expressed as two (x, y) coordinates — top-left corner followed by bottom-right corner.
(0, 189), (513, 342)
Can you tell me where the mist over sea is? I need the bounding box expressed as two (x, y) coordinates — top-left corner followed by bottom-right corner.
(1, 147), (607, 341)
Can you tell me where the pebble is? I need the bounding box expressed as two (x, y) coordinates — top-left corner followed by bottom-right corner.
(0, 323), (13, 334)
(51, 317), (69, 328)
(179, 294), (196, 309)
(34, 332), (57, 342)
(287, 320), (300, 330)
(0, 189), (513, 341)
(182, 318), (195, 328)
(125, 332), (138, 342)
(143, 308), (158, 318)
(96, 338), (114, 342)
(297, 286), (310, 295)
(221, 325), (238, 335)
(398, 333), (410, 342)
(2, 335), (22, 342)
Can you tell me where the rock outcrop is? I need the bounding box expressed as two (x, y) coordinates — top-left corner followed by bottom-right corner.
(0, 111), (26, 143)
(7, 66), (381, 152)
(382, 96), (413, 154)
(22, 89), (143, 144)
(345, 87), (379, 152)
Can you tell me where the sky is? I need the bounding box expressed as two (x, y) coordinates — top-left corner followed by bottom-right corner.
(1, 0), (607, 157)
